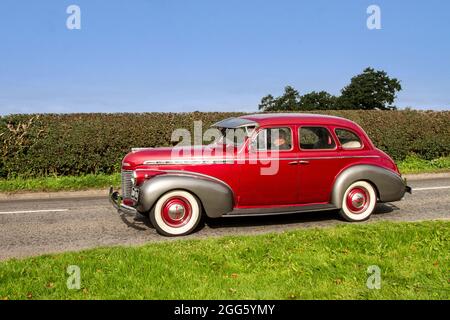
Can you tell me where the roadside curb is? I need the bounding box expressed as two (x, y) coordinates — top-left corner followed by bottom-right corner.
(0, 189), (109, 201)
(1, 172), (449, 201)
(403, 172), (450, 181)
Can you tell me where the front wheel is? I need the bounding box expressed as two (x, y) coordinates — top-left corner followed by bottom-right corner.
(339, 181), (377, 222)
(150, 190), (202, 236)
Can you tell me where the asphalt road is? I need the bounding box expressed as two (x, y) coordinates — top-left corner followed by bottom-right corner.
(1, 176), (449, 261)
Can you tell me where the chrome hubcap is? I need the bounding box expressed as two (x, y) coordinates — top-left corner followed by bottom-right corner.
(167, 203), (186, 221)
(162, 196), (192, 228)
(346, 187), (370, 214)
(351, 193), (365, 209)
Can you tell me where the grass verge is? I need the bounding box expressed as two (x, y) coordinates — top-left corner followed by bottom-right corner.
(0, 173), (121, 193)
(0, 156), (449, 193)
(0, 221), (448, 300)
(397, 155), (450, 174)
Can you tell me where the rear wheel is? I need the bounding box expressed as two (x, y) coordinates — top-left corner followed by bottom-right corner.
(150, 190), (201, 236)
(339, 181), (377, 222)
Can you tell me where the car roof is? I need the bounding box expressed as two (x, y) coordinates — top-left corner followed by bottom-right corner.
(239, 113), (358, 128)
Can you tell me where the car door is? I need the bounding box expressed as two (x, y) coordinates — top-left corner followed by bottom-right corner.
(236, 125), (301, 207)
(297, 125), (342, 204)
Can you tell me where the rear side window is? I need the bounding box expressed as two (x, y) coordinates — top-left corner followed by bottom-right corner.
(299, 127), (336, 150)
(335, 128), (363, 149)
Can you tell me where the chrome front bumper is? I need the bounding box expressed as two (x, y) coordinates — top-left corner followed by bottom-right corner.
(109, 187), (137, 215)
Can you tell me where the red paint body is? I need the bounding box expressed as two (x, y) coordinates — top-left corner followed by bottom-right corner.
(121, 114), (400, 209)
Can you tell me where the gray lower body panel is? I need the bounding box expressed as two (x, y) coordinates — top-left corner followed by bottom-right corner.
(223, 203), (337, 217)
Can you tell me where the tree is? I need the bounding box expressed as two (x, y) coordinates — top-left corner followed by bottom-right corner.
(258, 67), (402, 111)
(258, 94), (276, 111)
(258, 86), (300, 111)
(277, 86), (301, 111)
(298, 91), (337, 110)
(336, 67), (402, 110)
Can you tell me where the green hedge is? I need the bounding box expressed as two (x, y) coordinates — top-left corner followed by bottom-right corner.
(1, 111), (449, 178)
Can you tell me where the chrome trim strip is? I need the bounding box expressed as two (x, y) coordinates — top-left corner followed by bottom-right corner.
(299, 155), (380, 160)
(132, 147), (154, 152)
(142, 155), (380, 164)
(143, 159), (235, 165)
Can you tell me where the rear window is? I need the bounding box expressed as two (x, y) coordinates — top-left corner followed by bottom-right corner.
(335, 128), (363, 149)
(299, 127), (336, 150)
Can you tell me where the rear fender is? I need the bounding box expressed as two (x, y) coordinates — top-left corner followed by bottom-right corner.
(331, 165), (406, 208)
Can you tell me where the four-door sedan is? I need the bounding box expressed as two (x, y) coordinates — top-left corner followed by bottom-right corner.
(110, 113), (411, 236)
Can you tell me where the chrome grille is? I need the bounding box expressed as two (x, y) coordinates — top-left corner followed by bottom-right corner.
(121, 170), (133, 198)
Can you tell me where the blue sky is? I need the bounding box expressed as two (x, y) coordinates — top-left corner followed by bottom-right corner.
(0, 0), (449, 115)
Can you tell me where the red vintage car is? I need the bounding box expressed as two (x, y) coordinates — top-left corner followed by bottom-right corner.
(110, 113), (411, 236)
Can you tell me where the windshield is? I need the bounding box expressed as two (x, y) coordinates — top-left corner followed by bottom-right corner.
(214, 126), (255, 147)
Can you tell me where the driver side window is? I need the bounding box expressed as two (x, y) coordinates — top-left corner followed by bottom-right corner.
(250, 127), (292, 151)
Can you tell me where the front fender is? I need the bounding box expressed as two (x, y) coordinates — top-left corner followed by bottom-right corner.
(331, 165), (406, 208)
(136, 173), (234, 218)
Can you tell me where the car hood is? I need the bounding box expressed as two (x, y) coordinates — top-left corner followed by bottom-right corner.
(122, 145), (235, 168)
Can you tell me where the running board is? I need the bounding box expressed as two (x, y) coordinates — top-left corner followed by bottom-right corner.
(224, 204), (337, 217)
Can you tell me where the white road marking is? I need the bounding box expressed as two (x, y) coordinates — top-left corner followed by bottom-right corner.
(0, 209), (69, 215)
(413, 186), (450, 191)
(1, 185), (449, 214)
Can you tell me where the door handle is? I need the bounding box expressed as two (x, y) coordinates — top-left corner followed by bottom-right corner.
(288, 161), (299, 165)
(298, 160), (310, 164)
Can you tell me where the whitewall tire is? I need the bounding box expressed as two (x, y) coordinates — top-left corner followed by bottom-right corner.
(150, 190), (202, 236)
(339, 181), (377, 222)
